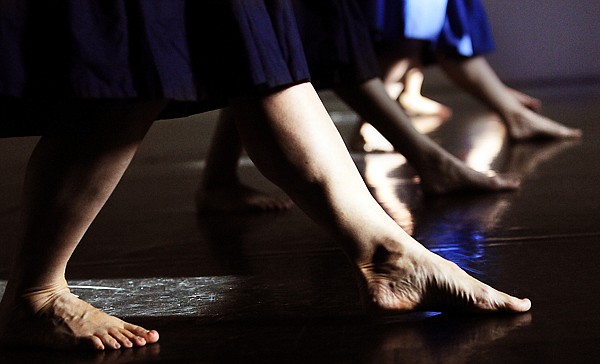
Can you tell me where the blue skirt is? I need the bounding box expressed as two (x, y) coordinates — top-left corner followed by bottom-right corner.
(360, 0), (495, 58)
(292, 0), (380, 89)
(0, 0), (311, 136)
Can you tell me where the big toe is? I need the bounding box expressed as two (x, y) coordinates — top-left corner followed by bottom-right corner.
(505, 297), (532, 313)
(125, 324), (159, 345)
(145, 330), (160, 344)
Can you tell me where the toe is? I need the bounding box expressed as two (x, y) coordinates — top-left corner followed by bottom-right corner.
(145, 330), (160, 344)
(125, 323), (159, 344)
(131, 336), (147, 347)
(100, 333), (121, 350)
(110, 329), (133, 348)
(505, 297), (532, 312)
(78, 335), (105, 351)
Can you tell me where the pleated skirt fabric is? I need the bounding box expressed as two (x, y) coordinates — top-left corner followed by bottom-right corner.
(0, 0), (311, 136)
(292, 0), (380, 89)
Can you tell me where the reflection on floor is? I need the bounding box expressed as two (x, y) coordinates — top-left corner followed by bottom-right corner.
(1, 84), (599, 363)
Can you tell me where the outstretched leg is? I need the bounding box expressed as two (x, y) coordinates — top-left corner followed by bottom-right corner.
(0, 99), (167, 350)
(438, 55), (581, 140)
(353, 39), (450, 151)
(335, 78), (520, 195)
(196, 108), (293, 213)
(231, 82), (531, 313)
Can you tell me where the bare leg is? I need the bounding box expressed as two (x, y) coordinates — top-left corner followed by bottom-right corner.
(378, 39), (451, 118)
(232, 82), (531, 313)
(0, 99), (167, 350)
(438, 55), (581, 140)
(377, 54), (412, 101)
(353, 39), (450, 152)
(350, 43), (414, 152)
(398, 67), (452, 118)
(196, 108), (293, 212)
(336, 78), (520, 195)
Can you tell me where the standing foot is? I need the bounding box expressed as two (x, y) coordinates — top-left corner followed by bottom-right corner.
(398, 93), (453, 119)
(0, 282), (159, 350)
(505, 108), (582, 141)
(359, 244), (531, 313)
(350, 123), (395, 153)
(196, 183), (293, 213)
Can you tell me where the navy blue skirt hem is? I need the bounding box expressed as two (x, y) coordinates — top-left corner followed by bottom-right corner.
(0, 0), (311, 137)
(0, 0), (310, 102)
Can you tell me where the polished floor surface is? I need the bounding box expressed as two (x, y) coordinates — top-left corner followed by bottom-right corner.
(1, 82), (599, 363)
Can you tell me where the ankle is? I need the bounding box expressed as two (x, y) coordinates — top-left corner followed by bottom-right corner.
(4, 279), (70, 312)
(411, 145), (449, 174)
(353, 233), (412, 269)
(500, 104), (527, 125)
(26, 286), (71, 315)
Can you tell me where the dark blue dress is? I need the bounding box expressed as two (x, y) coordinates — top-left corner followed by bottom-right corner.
(292, 0), (380, 89)
(360, 0), (495, 58)
(0, 0), (311, 136)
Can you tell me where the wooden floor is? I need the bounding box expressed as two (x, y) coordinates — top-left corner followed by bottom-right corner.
(1, 82), (599, 363)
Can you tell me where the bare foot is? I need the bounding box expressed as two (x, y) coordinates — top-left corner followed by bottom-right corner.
(398, 93), (453, 119)
(351, 124), (518, 194)
(359, 244), (531, 313)
(417, 152), (520, 195)
(350, 122), (395, 153)
(0, 282), (159, 350)
(508, 88), (542, 112)
(196, 183), (293, 213)
(504, 108), (582, 141)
